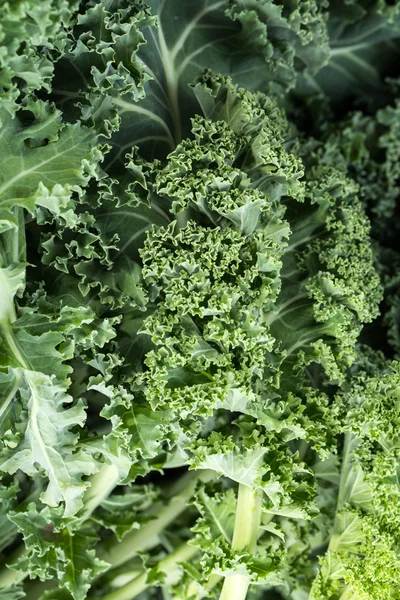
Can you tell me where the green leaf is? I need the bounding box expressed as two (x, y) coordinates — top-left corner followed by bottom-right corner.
(0, 585), (25, 600)
(97, 0), (329, 163)
(192, 487), (236, 550)
(299, 0), (400, 107)
(191, 442), (267, 490)
(0, 0), (80, 112)
(92, 485), (158, 541)
(0, 477), (19, 552)
(0, 101), (99, 227)
(0, 367), (96, 516)
(9, 504), (108, 600)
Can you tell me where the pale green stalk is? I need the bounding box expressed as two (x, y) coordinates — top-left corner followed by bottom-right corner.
(322, 436), (358, 597)
(0, 468), (212, 592)
(0, 318), (29, 368)
(186, 574), (222, 600)
(0, 546), (26, 587)
(219, 485), (263, 600)
(339, 585), (353, 600)
(328, 433), (358, 553)
(101, 470), (213, 568)
(336, 433), (355, 511)
(78, 464), (120, 523)
(102, 542), (198, 600)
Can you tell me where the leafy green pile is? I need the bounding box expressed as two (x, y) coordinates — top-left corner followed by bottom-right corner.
(1, 1), (400, 600)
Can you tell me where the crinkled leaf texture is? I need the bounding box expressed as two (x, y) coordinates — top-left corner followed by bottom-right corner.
(0, 2), (396, 600)
(0, 368), (96, 516)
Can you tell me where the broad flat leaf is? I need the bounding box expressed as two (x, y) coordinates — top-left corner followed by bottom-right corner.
(98, 0), (328, 163)
(330, 510), (364, 551)
(94, 197), (170, 264)
(299, 1), (400, 107)
(0, 101), (99, 224)
(314, 455), (340, 486)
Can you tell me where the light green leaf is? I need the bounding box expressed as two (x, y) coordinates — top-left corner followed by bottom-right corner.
(0, 585), (25, 600)
(192, 444), (266, 490)
(9, 504), (108, 600)
(192, 487), (236, 550)
(0, 370), (96, 516)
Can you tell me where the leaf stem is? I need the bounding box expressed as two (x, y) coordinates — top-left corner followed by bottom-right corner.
(219, 574), (251, 600)
(0, 318), (29, 369)
(186, 574), (222, 600)
(0, 470), (213, 593)
(218, 484), (263, 600)
(78, 464), (120, 523)
(101, 542), (198, 600)
(339, 585), (353, 600)
(336, 433), (355, 511)
(0, 545), (27, 588)
(157, 18), (182, 144)
(328, 433), (359, 553)
(101, 470), (213, 569)
(175, 209), (190, 230)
